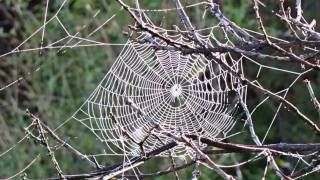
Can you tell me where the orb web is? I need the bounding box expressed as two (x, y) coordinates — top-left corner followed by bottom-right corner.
(72, 32), (247, 156)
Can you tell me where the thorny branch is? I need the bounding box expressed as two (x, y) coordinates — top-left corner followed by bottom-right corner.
(31, 114), (65, 179)
(27, 112), (97, 168)
(304, 79), (320, 120)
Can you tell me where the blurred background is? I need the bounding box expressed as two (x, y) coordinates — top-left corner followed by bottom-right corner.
(0, 0), (320, 179)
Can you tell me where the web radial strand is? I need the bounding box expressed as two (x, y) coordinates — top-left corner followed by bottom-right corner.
(73, 31), (247, 156)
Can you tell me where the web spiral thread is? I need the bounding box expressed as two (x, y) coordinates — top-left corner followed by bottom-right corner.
(72, 31), (247, 156)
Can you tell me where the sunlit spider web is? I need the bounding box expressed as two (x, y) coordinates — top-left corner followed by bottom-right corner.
(72, 31), (247, 156)
(0, 0), (315, 178)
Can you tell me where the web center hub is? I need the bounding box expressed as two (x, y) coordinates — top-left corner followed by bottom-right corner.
(170, 84), (182, 98)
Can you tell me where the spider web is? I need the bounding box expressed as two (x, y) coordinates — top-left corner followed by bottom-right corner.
(72, 31), (247, 156)
(0, 0), (314, 178)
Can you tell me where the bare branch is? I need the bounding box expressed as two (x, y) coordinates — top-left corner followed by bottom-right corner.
(295, 0), (303, 21)
(304, 79), (320, 120)
(27, 112), (97, 168)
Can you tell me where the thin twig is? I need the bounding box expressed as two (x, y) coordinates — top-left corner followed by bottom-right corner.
(27, 112), (96, 168)
(33, 116), (65, 179)
(304, 79), (320, 121)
